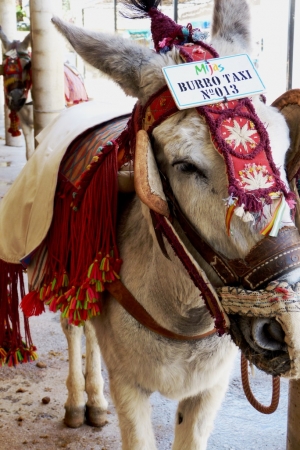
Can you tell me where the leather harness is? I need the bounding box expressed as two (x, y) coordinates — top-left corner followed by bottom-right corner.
(162, 177), (300, 290)
(105, 84), (300, 341)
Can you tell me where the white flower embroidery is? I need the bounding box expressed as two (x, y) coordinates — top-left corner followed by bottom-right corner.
(239, 164), (274, 191)
(224, 120), (257, 151)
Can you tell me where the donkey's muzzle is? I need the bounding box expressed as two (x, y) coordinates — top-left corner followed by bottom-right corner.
(8, 89), (26, 112)
(218, 281), (300, 378)
(228, 314), (291, 376)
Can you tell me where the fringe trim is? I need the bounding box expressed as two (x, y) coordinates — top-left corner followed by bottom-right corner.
(0, 260), (37, 366)
(0, 341), (38, 367)
(21, 138), (124, 326)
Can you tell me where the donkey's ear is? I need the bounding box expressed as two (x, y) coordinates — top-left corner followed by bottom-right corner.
(134, 130), (170, 217)
(20, 33), (31, 51)
(51, 16), (160, 99)
(210, 0), (252, 55)
(0, 26), (12, 52)
(272, 89), (300, 182)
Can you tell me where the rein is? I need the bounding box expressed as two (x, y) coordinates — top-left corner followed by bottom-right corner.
(105, 280), (217, 340)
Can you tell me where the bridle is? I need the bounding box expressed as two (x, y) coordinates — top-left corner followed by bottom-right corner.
(131, 84), (300, 286)
(105, 79), (300, 346)
(116, 79), (300, 414)
(3, 44), (32, 99)
(160, 173), (300, 290)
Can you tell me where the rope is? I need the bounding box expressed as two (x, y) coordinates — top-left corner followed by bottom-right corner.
(241, 353), (280, 414)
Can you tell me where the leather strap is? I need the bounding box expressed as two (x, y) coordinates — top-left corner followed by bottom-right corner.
(105, 280), (217, 341)
(161, 177), (300, 290)
(227, 226), (300, 290)
(163, 179), (239, 285)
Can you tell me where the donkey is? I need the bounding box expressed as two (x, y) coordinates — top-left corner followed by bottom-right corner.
(1, 0), (300, 449)
(0, 29), (34, 159)
(0, 27), (88, 160)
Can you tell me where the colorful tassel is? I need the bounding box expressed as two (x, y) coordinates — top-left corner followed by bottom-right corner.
(234, 203), (245, 218)
(20, 291), (45, 317)
(0, 260), (37, 366)
(225, 204), (236, 236)
(242, 211), (255, 223)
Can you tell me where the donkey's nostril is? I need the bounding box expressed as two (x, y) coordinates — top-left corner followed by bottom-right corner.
(251, 318), (286, 351)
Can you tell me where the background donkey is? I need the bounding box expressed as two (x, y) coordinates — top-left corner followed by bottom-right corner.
(1, 0), (300, 449)
(0, 27), (89, 160)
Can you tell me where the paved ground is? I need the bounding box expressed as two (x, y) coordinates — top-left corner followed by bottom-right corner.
(0, 95), (290, 449)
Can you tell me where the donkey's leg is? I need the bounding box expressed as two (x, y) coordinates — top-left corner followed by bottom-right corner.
(172, 380), (229, 450)
(84, 319), (108, 427)
(18, 106), (34, 160)
(109, 375), (156, 450)
(60, 316), (86, 428)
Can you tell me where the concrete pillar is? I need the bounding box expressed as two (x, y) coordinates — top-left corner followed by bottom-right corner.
(0, 0), (23, 146)
(29, 0), (65, 141)
(287, 380), (300, 449)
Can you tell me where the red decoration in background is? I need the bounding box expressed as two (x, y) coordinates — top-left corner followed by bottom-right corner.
(8, 110), (21, 137)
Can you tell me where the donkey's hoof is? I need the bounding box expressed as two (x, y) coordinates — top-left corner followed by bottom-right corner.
(85, 405), (108, 428)
(64, 406), (85, 428)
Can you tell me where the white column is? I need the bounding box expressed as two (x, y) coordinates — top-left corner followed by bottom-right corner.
(29, 0), (65, 141)
(287, 380), (300, 449)
(0, 0), (23, 146)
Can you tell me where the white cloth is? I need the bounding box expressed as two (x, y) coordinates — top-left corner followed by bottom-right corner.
(0, 100), (132, 263)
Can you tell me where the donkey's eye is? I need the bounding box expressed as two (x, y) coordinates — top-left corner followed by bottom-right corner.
(172, 160), (206, 178)
(179, 162), (198, 173)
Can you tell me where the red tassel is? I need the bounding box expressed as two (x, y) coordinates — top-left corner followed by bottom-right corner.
(34, 136), (121, 325)
(113, 258), (123, 274)
(20, 291), (45, 317)
(8, 111), (21, 137)
(0, 259), (37, 366)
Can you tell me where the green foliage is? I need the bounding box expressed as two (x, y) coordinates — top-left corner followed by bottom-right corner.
(16, 4), (26, 22)
(62, 0), (71, 11)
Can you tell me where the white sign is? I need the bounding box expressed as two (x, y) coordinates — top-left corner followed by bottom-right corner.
(5, 49), (18, 59)
(162, 54), (265, 109)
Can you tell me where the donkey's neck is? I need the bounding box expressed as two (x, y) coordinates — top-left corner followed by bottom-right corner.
(118, 196), (214, 336)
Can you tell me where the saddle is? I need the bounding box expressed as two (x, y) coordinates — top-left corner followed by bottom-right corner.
(0, 100), (133, 365)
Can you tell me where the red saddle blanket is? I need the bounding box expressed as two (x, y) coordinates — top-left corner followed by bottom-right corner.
(0, 112), (132, 366)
